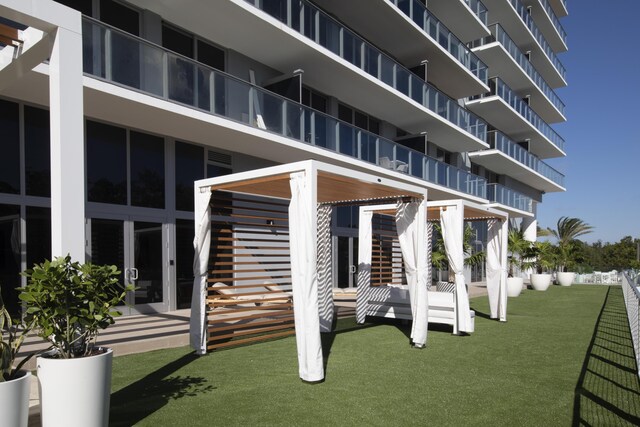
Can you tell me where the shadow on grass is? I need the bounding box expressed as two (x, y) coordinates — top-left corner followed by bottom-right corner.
(110, 352), (215, 426)
(572, 286), (640, 426)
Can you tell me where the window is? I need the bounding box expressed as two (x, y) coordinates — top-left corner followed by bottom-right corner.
(175, 219), (194, 309)
(197, 40), (225, 71)
(337, 103), (381, 135)
(87, 121), (127, 205)
(302, 87), (327, 113)
(162, 24), (194, 58)
(54, 0), (93, 16)
(26, 207), (51, 270)
(175, 142), (204, 211)
(130, 131), (165, 209)
(100, 0), (139, 35)
(0, 204), (21, 317)
(24, 105), (50, 197)
(336, 206), (359, 229)
(0, 99), (20, 194)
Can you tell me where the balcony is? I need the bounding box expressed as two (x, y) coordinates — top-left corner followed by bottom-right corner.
(470, 24), (565, 123)
(423, 0), (490, 43)
(312, 0), (489, 98)
(524, 0), (568, 52)
(469, 131), (565, 193)
(466, 77), (565, 159)
(81, 17), (489, 200)
(487, 183), (533, 213)
(548, 0), (568, 18)
(482, 0), (567, 88)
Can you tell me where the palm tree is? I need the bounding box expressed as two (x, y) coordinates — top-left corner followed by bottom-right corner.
(507, 228), (534, 277)
(431, 223), (485, 275)
(546, 217), (593, 272)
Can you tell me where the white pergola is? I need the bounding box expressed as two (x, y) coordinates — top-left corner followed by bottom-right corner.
(190, 160), (428, 382)
(427, 200), (509, 327)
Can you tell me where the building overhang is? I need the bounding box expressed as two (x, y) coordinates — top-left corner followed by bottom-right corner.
(468, 149), (565, 193)
(425, 0), (490, 43)
(465, 96), (565, 159)
(472, 42), (565, 124)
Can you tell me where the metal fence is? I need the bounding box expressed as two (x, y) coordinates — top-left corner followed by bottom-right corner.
(622, 271), (640, 377)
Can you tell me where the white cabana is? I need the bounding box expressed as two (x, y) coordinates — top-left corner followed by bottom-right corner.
(428, 200), (509, 328)
(190, 160), (427, 382)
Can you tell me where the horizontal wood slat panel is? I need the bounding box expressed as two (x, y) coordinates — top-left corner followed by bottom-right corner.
(207, 330), (295, 351)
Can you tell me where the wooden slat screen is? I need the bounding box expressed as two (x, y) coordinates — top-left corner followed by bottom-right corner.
(371, 213), (406, 287)
(207, 191), (295, 351)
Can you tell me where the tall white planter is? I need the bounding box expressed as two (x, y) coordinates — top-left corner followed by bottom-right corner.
(530, 273), (552, 291)
(507, 277), (524, 297)
(37, 348), (113, 427)
(557, 272), (575, 287)
(0, 370), (31, 427)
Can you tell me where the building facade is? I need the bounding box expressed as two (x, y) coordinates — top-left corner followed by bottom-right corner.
(0, 0), (567, 316)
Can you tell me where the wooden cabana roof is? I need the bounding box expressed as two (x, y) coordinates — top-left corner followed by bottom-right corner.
(200, 160), (427, 204)
(427, 199), (508, 222)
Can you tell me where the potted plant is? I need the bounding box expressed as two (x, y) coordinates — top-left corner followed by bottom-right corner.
(529, 241), (556, 291)
(20, 255), (131, 427)
(547, 217), (593, 287)
(506, 229), (533, 297)
(0, 290), (35, 427)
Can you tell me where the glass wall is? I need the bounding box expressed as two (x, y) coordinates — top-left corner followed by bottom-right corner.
(175, 142), (204, 212)
(0, 100), (20, 194)
(0, 204), (21, 317)
(87, 121), (127, 204)
(24, 105), (51, 197)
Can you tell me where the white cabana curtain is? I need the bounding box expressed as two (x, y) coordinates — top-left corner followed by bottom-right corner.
(190, 188), (213, 354)
(289, 172), (323, 382)
(317, 205), (334, 333)
(440, 206), (473, 333)
(395, 200), (429, 346)
(486, 219), (507, 321)
(355, 210), (373, 324)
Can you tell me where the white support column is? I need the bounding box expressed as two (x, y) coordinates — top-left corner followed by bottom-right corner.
(49, 25), (85, 261)
(522, 216), (537, 243)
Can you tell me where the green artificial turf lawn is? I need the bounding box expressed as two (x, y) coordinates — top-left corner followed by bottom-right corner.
(109, 285), (640, 426)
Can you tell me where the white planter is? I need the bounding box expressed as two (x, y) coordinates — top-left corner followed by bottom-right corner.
(507, 277), (524, 297)
(37, 348), (113, 427)
(557, 272), (576, 287)
(0, 370), (31, 427)
(530, 273), (552, 291)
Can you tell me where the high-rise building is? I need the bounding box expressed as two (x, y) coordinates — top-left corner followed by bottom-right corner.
(0, 0), (566, 316)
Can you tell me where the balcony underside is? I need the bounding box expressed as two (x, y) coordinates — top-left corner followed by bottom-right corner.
(486, 202), (534, 218)
(124, 0), (486, 153)
(466, 96), (564, 159)
(472, 42), (565, 123)
(523, 0), (567, 52)
(312, 0), (489, 98)
(548, 0), (568, 17)
(469, 150), (565, 193)
(2, 65), (489, 205)
(481, 0), (566, 88)
(419, 0), (490, 43)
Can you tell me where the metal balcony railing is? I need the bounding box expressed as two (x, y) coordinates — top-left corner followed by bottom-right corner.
(487, 183), (533, 212)
(539, 0), (567, 47)
(81, 17), (488, 199)
(243, 0), (489, 142)
(462, 0), (489, 26)
(488, 131), (565, 187)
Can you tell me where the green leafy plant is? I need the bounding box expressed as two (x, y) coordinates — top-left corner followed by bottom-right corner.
(530, 241), (557, 274)
(507, 229), (534, 277)
(1, 289), (34, 381)
(19, 255), (132, 359)
(546, 217), (593, 272)
(431, 223), (486, 271)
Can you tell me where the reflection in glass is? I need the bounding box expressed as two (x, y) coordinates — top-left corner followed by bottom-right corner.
(0, 204), (21, 317)
(86, 121), (127, 204)
(175, 142), (204, 211)
(0, 99), (20, 194)
(176, 219), (195, 309)
(24, 106), (50, 197)
(130, 131), (165, 209)
(133, 221), (163, 304)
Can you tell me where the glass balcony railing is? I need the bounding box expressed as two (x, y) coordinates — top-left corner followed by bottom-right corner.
(487, 183), (533, 212)
(539, 0), (567, 47)
(509, 0), (567, 82)
(471, 78), (565, 152)
(386, 0), (488, 82)
(243, 0), (488, 142)
(470, 24), (565, 116)
(489, 131), (565, 187)
(462, 0), (489, 26)
(81, 17), (488, 199)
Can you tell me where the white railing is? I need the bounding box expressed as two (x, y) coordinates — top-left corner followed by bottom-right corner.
(575, 271), (621, 284)
(622, 271), (640, 378)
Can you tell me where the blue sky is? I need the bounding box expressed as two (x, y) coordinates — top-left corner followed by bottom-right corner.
(535, 0), (640, 244)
